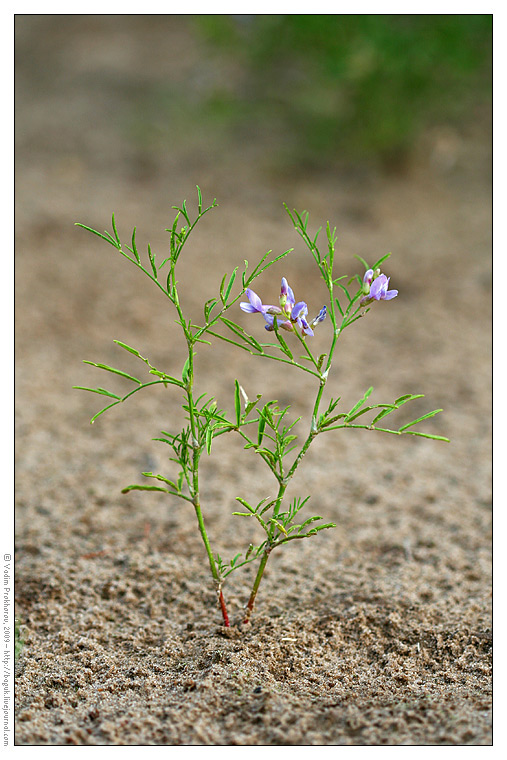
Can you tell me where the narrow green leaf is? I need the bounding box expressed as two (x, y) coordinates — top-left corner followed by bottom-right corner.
(82, 361), (141, 385)
(274, 325), (294, 359)
(221, 317), (263, 352)
(336, 281), (352, 303)
(90, 401), (120, 423)
(395, 393), (425, 405)
(206, 329), (255, 356)
(345, 387), (374, 421)
(130, 226), (141, 263)
(235, 497), (255, 513)
(370, 404), (398, 424)
(219, 272), (228, 304)
(111, 213), (121, 246)
(270, 519), (288, 536)
(182, 356), (191, 385)
(403, 431), (450, 442)
(205, 426), (213, 454)
(224, 267), (238, 303)
(257, 413), (266, 447)
(345, 405), (375, 423)
(259, 500), (276, 516)
(321, 413), (348, 427)
(398, 409), (443, 432)
(113, 340), (144, 359)
(204, 298), (218, 322)
(343, 312), (366, 329)
(234, 379), (241, 427)
(73, 386), (121, 400)
(299, 515), (322, 530)
(245, 394), (262, 416)
(252, 248), (293, 279)
(240, 259), (249, 281)
(147, 367), (184, 387)
(147, 243), (157, 279)
(354, 254), (369, 270)
(372, 252), (392, 270)
(121, 484), (170, 494)
(75, 223), (119, 248)
(142, 472), (179, 489)
(168, 211), (181, 259)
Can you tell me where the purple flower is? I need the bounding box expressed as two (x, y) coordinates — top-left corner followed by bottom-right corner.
(263, 313), (293, 332)
(370, 274), (398, 301)
(280, 277), (296, 311)
(291, 301), (314, 336)
(360, 273), (398, 305)
(311, 306), (327, 327)
(363, 269), (374, 286)
(240, 288), (275, 315)
(240, 278), (326, 337)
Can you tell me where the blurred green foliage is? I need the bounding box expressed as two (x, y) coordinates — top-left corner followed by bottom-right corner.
(193, 14), (492, 166)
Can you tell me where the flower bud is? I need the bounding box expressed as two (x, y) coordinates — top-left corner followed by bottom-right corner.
(363, 269), (374, 286)
(363, 269), (373, 295)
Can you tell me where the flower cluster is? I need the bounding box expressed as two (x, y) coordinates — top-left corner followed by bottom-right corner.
(240, 277), (327, 337)
(360, 269), (398, 306)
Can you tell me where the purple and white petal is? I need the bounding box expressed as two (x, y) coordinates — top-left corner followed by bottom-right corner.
(311, 306), (327, 326)
(263, 313), (275, 331)
(300, 317), (314, 337)
(291, 301), (308, 320)
(370, 275), (388, 301)
(240, 301), (259, 313)
(247, 288), (265, 312)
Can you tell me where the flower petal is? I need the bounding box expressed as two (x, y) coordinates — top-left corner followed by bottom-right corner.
(263, 313), (275, 330)
(240, 302), (258, 313)
(311, 306), (327, 326)
(370, 275), (388, 300)
(300, 316), (314, 337)
(245, 288), (264, 312)
(291, 301), (308, 320)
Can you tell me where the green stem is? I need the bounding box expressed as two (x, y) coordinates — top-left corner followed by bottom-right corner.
(243, 481), (287, 623)
(170, 259), (230, 626)
(243, 548), (271, 624)
(192, 494), (219, 580)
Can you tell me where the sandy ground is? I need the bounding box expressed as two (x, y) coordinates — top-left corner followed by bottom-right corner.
(15, 16), (491, 745)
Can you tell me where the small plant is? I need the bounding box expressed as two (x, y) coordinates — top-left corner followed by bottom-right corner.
(75, 188), (448, 626)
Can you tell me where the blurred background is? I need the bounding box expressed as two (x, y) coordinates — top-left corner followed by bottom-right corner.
(16, 14), (491, 204)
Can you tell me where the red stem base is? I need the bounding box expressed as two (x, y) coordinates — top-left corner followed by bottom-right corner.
(218, 588), (230, 627)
